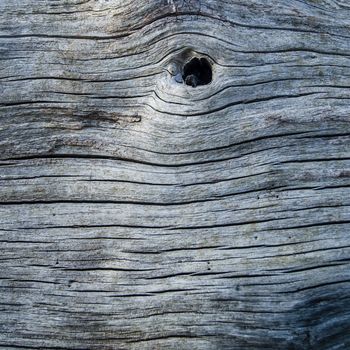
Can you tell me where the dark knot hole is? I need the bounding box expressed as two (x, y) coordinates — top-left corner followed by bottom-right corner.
(183, 57), (212, 87)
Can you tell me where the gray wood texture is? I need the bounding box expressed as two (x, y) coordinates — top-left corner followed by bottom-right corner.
(1, 0), (350, 349)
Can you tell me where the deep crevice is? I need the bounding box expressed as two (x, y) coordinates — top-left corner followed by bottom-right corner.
(182, 57), (212, 87)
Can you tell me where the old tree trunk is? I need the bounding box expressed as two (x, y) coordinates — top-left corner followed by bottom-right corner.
(1, 0), (350, 349)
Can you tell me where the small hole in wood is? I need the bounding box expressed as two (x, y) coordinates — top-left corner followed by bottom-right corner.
(183, 57), (212, 87)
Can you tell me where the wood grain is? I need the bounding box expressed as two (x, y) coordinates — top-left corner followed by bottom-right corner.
(1, 0), (350, 349)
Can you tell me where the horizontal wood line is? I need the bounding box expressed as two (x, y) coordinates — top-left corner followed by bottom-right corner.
(252, 244), (350, 260)
(61, 267), (158, 272)
(9, 280), (60, 285)
(0, 240), (50, 244)
(128, 310), (212, 319)
(194, 77), (313, 101)
(276, 158), (350, 165)
(0, 257), (40, 261)
(147, 92), (324, 116)
(296, 132), (350, 140)
(0, 33), (130, 40)
(106, 294), (153, 298)
(148, 288), (198, 295)
(278, 185), (350, 192)
(3, 11), (349, 45)
(0, 344), (87, 350)
(318, 96), (350, 101)
(0, 56), (27, 61)
(305, 84), (350, 89)
(89, 94), (148, 100)
(126, 334), (210, 343)
(115, 11), (350, 41)
(0, 199), (191, 206)
(274, 204), (350, 213)
(0, 170), (273, 187)
(278, 279), (350, 294)
(142, 272), (198, 280)
(267, 220), (350, 231)
(0, 100), (71, 107)
(26, 10), (110, 16)
(0, 195), (271, 206)
(0, 175), (83, 181)
(218, 239), (323, 251)
(126, 239), (322, 255)
(0, 152), (268, 168)
(125, 245), (223, 255)
(14, 224), (168, 230)
(171, 219), (350, 231)
(0, 186), (294, 207)
(2, 71), (162, 83)
(239, 47), (350, 57)
(281, 262), (348, 274)
(187, 218), (303, 232)
(195, 272), (277, 278)
(7, 218), (348, 234)
(0, 131), (310, 159)
(6, 218), (350, 233)
(3, 76), (88, 82)
(201, 82), (350, 102)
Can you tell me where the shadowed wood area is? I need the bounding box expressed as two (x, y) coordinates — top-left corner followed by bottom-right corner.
(1, 0), (350, 349)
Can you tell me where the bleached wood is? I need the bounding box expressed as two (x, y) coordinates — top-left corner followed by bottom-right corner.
(1, 0), (350, 349)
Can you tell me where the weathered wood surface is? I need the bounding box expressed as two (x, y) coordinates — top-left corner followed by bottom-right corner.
(1, 0), (350, 349)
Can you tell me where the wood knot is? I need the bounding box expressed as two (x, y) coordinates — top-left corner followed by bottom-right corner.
(183, 57), (212, 87)
(168, 52), (213, 88)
